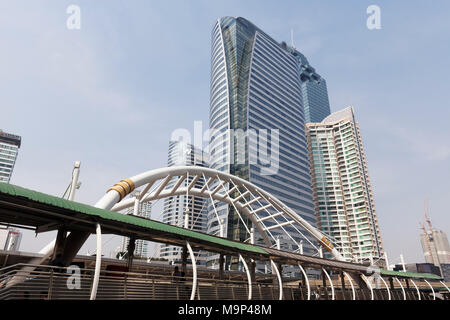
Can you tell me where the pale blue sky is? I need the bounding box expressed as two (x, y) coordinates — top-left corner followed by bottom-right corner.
(1, 1), (449, 264)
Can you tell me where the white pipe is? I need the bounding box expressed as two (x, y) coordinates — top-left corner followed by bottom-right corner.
(410, 279), (421, 300)
(343, 272), (356, 300)
(394, 277), (406, 300)
(102, 166), (345, 261)
(360, 274), (374, 300)
(239, 254), (252, 300)
(68, 161), (81, 201)
(90, 223), (102, 300)
(384, 252), (390, 270)
(298, 264), (310, 300)
(399, 254), (406, 272)
(440, 281), (450, 294)
(322, 268), (335, 300)
(133, 191), (140, 215)
(186, 242), (197, 300)
(424, 279), (435, 300)
(270, 260), (283, 300)
(379, 277), (391, 300)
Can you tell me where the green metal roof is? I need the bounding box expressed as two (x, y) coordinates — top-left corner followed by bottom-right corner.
(380, 268), (442, 280)
(0, 183), (268, 256)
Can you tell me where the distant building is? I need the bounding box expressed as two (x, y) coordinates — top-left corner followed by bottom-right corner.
(156, 140), (209, 264)
(0, 227), (22, 251)
(122, 199), (152, 258)
(420, 215), (450, 275)
(0, 130), (21, 183)
(441, 264), (450, 282)
(393, 263), (441, 277)
(306, 107), (384, 262)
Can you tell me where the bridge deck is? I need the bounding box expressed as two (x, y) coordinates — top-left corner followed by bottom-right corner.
(0, 183), (442, 280)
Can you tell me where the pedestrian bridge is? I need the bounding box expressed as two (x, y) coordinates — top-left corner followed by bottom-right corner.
(0, 166), (448, 300)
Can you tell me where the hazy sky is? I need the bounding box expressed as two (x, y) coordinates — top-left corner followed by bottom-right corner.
(1, 1), (449, 264)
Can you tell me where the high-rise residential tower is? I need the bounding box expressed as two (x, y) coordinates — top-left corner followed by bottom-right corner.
(306, 107), (384, 262)
(208, 17), (316, 267)
(157, 140), (209, 264)
(0, 130), (21, 183)
(122, 200), (152, 258)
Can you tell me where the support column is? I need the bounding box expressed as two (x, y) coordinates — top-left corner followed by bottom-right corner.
(127, 238), (136, 271)
(219, 254), (224, 280)
(322, 269), (328, 300)
(340, 272), (346, 300)
(52, 228), (67, 264)
(181, 246), (188, 276)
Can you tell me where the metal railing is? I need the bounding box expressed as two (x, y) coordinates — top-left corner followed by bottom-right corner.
(0, 264), (447, 300)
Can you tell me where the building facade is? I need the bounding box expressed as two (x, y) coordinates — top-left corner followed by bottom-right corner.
(306, 107), (384, 262)
(208, 17), (317, 270)
(0, 130), (21, 183)
(122, 200), (152, 258)
(157, 140), (209, 264)
(293, 50), (331, 123)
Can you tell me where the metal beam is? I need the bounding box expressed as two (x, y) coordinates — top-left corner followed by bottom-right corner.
(270, 259), (283, 300)
(343, 271), (356, 300)
(239, 254), (252, 300)
(298, 264), (310, 300)
(90, 223), (102, 300)
(394, 277), (406, 300)
(186, 241), (197, 300)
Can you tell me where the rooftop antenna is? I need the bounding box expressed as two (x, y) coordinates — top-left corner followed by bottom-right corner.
(290, 28), (296, 49)
(424, 200), (433, 231)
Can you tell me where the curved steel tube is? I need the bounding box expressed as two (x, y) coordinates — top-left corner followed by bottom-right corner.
(410, 279), (421, 300)
(343, 272), (356, 300)
(322, 268), (335, 300)
(360, 274), (375, 300)
(90, 223), (102, 300)
(270, 260), (283, 300)
(379, 277), (391, 300)
(424, 279), (435, 300)
(298, 264), (310, 300)
(102, 166), (345, 261)
(394, 277), (406, 300)
(186, 242), (197, 300)
(440, 281), (450, 294)
(239, 254), (252, 300)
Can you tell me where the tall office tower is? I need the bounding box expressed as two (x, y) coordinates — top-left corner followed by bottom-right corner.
(208, 17), (316, 269)
(157, 140), (209, 264)
(420, 215), (450, 267)
(306, 107), (384, 262)
(0, 227), (22, 251)
(122, 200), (152, 258)
(0, 130), (21, 183)
(292, 50), (331, 123)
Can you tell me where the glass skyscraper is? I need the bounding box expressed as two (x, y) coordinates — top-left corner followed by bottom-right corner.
(306, 107), (384, 262)
(208, 17), (317, 268)
(292, 51), (331, 123)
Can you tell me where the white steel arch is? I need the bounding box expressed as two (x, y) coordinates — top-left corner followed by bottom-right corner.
(32, 166), (345, 300)
(86, 166), (346, 300)
(99, 166), (345, 260)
